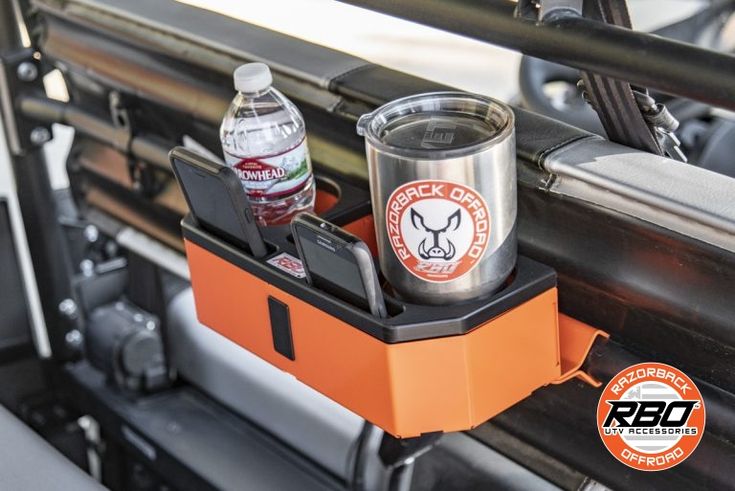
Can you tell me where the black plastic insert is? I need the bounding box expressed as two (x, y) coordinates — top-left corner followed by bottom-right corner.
(183, 168), (556, 343)
(184, 216), (555, 344)
(268, 296), (295, 360)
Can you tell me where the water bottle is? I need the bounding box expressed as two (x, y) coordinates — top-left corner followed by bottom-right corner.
(220, 63), (315, 226)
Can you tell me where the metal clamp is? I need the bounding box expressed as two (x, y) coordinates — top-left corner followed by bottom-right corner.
(633, 90), (687, 162)
(552, 314), (609, 387)
(516, 0), (583, 21)
(0, 49), (50, 154)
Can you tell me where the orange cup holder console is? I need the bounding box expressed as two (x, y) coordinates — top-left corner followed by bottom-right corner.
(183, 171), (605, 438)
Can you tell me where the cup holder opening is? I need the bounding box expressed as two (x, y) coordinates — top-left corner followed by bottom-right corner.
(314, 176), (341, 215)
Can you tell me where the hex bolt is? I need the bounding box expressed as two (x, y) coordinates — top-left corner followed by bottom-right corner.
(80, 259), (95, 277)
(58, 298), (79, 320)
(30, 127), (51, 145)
(65, 329), (84, 349)
(104, 241), (119, 258)
(109, 91), (121, 106)
(16, 62), (38, 82)
(83, 224), (99, 243)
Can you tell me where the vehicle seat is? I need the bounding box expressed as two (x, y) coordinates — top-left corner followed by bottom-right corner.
(0, 405), (103, 490)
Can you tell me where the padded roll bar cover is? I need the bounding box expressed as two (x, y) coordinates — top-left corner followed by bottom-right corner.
(166, 288), (365, 480)
(0, 405), (104, 490)
(35, 0), (369, 90)
(543, 138), (735, 252)
(513, 110), (600, 168)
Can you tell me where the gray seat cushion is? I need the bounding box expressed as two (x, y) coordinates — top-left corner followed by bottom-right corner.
(0, 405), (104, 490)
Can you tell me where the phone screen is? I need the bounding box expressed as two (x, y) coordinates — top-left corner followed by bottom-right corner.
(296, 226), (371, 311)
(173, 159), (241, 240)
(170, 151), (265, 257)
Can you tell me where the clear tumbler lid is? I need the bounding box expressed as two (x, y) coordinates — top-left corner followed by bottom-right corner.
(356, 92), (514, 160)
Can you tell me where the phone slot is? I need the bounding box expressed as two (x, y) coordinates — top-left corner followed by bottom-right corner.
(268, 296), (295, 361)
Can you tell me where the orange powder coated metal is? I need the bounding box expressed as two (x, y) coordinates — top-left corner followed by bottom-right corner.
(553, 314), (609, 387)
(185, 238), (572, 437)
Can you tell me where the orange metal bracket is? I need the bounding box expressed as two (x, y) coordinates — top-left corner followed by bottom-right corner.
(553, 314), (609, 387)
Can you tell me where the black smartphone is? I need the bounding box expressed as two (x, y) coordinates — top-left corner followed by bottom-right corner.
(169, 146), (267, 258)
(291, 213), (387, 318)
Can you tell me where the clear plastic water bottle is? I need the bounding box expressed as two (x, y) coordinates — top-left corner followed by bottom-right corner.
(220, 63), (315, 226)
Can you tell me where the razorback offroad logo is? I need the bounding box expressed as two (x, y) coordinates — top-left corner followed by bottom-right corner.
(385, 180), (490, 282)
(597, 362), (705, 471)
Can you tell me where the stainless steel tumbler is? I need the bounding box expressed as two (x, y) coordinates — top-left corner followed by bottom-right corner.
(357, 92), (516, 305)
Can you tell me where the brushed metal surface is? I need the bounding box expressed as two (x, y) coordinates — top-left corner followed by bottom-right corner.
(360, 92), (517, 304)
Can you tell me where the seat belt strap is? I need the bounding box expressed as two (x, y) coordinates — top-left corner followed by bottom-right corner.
(517, 0), (687, 161)
(580, 0), (686, 161)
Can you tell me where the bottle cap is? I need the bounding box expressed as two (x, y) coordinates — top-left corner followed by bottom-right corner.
(234, 63), (273, 93)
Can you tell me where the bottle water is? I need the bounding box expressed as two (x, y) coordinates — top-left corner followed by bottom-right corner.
(220, 63), (315, 226)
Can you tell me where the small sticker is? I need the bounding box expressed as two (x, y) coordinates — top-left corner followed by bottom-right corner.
(385, 179), (490, 283)
(267, 252), (305, 279)
(597, 362), (705, 471)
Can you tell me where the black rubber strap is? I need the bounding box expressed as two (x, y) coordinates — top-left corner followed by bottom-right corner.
(580, 0), (665, 155)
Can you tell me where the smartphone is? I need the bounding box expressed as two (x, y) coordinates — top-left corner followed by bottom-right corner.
(169, 146), (267, 258)
(291, 213), (387, 318)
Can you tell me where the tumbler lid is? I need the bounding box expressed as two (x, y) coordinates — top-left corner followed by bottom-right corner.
(357, 92), (514, 160)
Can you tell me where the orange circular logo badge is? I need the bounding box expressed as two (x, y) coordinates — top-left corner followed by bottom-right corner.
(597, 362), (705, 471)
(385, 180), (490, 283)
